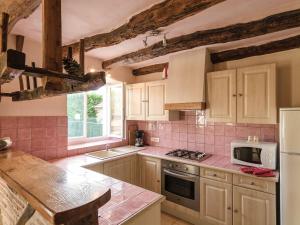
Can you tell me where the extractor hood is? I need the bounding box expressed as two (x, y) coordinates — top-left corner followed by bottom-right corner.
(164, 48), (212, 110)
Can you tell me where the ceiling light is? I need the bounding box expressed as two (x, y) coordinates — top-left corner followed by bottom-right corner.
(89, 68), (96, 73)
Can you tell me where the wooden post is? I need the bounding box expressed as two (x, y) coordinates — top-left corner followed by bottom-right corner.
(31, 62), (38, 88)
(0, 13), (9, 101)
(42, 0), (63, 90)
(16, 35), (25, 91)
(79, 39), (85, 75)
(67, 46), (73, 59)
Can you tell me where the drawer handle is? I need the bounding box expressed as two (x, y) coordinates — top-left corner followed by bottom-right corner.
(213, 174), (217, 177)
(157, 180), (160, 183)
(232, 94), (237, 97)
(234, 209), (238, 213)
(250, 182), (255, 185)
(239, 93), (243, 97)
(227, 206), (231, 210)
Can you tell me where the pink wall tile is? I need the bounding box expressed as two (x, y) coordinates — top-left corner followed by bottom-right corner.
(0, 116), (68, 161)
(131, 111), (279, 156)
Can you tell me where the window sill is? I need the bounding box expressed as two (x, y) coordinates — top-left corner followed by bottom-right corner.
(68, 137), (125, 151)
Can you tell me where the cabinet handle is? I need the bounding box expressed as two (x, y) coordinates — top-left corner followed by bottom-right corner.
(238, 93), (243, 97)
(234, 209), (238, 213)
(227, 206), (231, 210)
(157, 180), (160, 183)
(213, 174), (217, 177)
(232, 94), (237, 97)
(141, 100), (149, 102)
(250, 182), (255, 185)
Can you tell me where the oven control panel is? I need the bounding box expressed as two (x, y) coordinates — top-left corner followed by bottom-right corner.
(162, 160), (200, 176)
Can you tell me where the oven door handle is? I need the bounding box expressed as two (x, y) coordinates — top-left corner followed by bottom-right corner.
(163, 169), (199, 182)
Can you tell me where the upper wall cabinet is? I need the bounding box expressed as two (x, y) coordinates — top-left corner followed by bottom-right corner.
(237, 64), (277, 124)
(126, 83), (146, 120)
(126, 80), (179, 121)
(207, 64), (277, 124)
(207, 69), (237, 123)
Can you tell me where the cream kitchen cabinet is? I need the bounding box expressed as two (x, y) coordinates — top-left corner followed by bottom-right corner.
(237, 64), (277, 124)
(200, 178), (233, 225)
(207, 69), (237, 123)
(139, 156), (161, 193)
(207, 64), (277, 124)
(126, 81), (179, 121)
(126, 83), (146, 120)
(233, 186), (276, 225)
(103, 155), (138, 185)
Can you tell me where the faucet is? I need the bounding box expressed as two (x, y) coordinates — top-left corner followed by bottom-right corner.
(105, 144), (110, 151)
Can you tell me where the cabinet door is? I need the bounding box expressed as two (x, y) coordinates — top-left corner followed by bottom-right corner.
(103, 156), (137, 184)
(140, 156), (161, 193)
(145, 80), (169, 121)
(233, 186), (276, 225)
(126, 83), (145, 120)
(237, 64), (276, 124)
(207, 70), (237, 123)
(200, 178), (232, 225)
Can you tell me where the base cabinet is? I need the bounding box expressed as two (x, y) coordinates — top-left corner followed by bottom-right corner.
(139, 156), (161, 193)
(233, 186), (276, 225)
(103, 155), (138, 185)
(200, 178), (232, 225)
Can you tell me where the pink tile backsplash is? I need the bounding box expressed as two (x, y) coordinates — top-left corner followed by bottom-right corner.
(0, 116), (68, 161)
(129, 111), (278, 156)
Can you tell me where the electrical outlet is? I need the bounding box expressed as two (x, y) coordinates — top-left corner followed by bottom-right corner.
(151, 137), (160, 143)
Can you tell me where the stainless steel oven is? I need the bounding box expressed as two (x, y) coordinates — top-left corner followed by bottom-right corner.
(161, 160), (200, 211)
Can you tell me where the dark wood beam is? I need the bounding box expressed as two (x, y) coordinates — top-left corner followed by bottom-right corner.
(79, 39), (85, 75)
(211, 35), (300, 64)
(42, 0), (63, 91)
(62, 0), (225, 54)
(102, 8), (300, 69)
(132, 63), (168, 76)
(11, 71), (106, 101)
(16, 35), (25, 91)
(0, 0), (41, 32)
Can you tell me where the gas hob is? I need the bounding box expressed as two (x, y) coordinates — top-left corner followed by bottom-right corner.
(166, 149), (211, 162)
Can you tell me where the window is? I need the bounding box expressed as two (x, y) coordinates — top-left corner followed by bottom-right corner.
(67, 83), (124, 141)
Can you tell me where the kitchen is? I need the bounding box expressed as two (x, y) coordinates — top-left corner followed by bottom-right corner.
(0, 0), (300, 225)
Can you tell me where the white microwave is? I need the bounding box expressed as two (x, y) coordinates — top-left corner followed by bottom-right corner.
(231, 140), (278, 170)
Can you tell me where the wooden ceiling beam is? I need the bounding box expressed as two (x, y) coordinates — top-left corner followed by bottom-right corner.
(62, 0), (225, 55)
(0, 0), (41, 32)
(132, 63), (168, 76)
(102, 8), (300, 69)
(211, 34), (300, 64)
(11, 71), (106, 101)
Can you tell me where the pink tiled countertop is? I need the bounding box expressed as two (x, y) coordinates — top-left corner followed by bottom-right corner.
(52, 156), (164, 225)
(138, 146), (279, 183)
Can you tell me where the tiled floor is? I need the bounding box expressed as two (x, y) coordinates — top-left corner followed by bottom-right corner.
(161, 213), (192, 225)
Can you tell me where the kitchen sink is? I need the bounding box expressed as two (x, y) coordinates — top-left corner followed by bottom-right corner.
(86, 150), (122, 159)
(86, 146), (144, 160)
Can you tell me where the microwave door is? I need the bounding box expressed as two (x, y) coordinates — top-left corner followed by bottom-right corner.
(234, 147), (263, 165)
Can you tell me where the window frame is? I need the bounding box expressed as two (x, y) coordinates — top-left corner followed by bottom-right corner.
(67, 83), (125, 145)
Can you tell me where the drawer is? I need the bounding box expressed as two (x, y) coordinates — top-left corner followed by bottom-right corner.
(200, 167), (232, 183)
(233, 174), (276, 194)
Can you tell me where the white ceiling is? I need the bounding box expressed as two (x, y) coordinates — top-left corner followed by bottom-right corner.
(11, 0), (300, 69)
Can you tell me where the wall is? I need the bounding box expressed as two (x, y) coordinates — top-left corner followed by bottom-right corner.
(131, 111), (278, 156)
